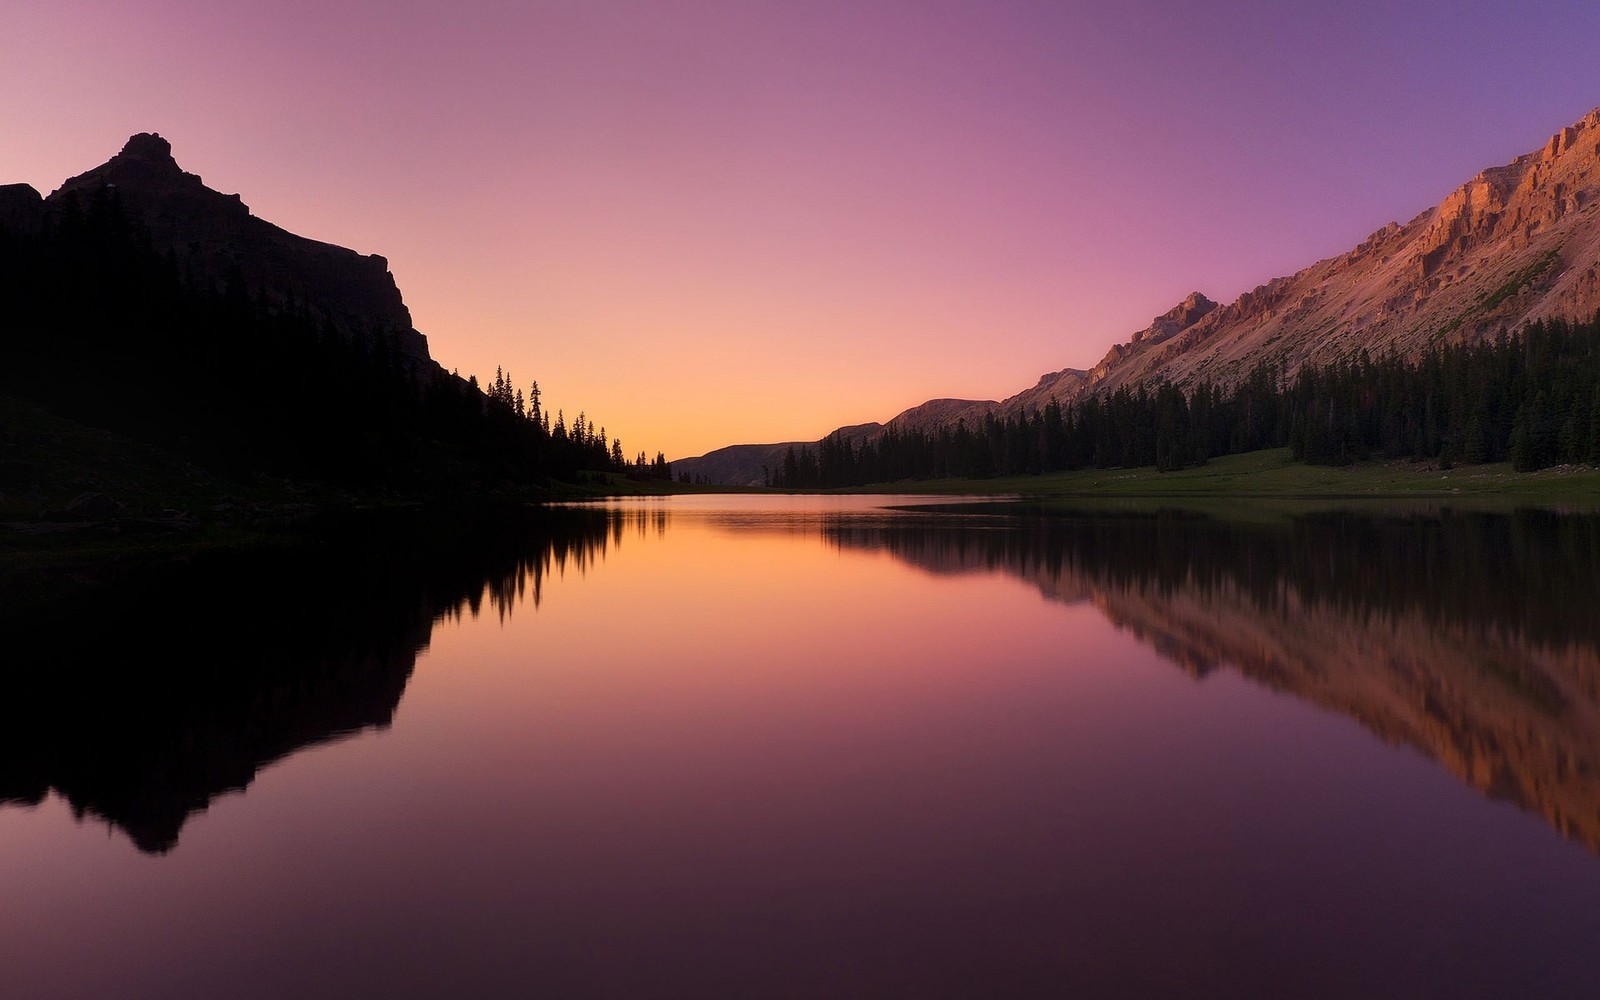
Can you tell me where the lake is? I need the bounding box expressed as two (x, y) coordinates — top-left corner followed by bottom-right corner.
(5, 495), (1600, 998)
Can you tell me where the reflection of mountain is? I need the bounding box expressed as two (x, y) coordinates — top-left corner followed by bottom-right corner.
(828, 508), (1600, 855)
(0, 505), (624, 854)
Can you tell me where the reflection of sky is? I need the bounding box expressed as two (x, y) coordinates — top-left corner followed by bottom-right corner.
(6, 2), (1600, 459)
(6, 500), (1600, 996)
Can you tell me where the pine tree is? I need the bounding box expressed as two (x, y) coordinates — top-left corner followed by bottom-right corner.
(1588, 381), (1600, 465)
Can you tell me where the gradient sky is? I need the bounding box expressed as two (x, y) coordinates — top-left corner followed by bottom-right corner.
(5, 1), (1600, 459)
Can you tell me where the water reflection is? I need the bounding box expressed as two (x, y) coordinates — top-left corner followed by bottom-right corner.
(825, 505), (1600, 856)
(9, 496), (1600, 867)
(0, 504), (633, 853)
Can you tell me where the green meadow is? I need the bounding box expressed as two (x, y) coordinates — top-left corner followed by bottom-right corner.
(829, 447), (1600, 507)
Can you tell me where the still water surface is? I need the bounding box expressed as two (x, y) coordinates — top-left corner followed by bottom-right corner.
(5, 495), (1600, 998)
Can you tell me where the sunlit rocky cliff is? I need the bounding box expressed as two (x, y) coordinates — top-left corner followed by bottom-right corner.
(1084, 107), (1600, 398)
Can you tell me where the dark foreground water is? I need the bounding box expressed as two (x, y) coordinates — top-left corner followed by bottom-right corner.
(5, 496), (1600, 998)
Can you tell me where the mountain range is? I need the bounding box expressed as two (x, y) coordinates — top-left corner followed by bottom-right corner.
(676, 105), (1600, 485)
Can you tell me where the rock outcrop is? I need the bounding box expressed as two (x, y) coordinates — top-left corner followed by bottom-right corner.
(0, 183), (43, 234)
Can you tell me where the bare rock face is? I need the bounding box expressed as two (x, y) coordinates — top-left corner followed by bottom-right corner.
(1077, 105), (1600, 401)
(1132, 292), (1218, 346)
(1087, 292), (1218, 383)
(46, 133), (435, 373)
(995, 367), (1087, 417)
(882, 397), (998, 434)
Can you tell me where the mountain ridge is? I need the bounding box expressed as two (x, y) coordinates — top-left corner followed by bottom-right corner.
(18, 132), (437, 375)
(677, 105), (1600, 485)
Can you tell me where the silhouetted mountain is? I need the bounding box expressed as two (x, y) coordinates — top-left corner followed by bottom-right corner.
(0, 134), (634, 502)
(50, 133), (435, 373)
(678, 106), (1600, 484)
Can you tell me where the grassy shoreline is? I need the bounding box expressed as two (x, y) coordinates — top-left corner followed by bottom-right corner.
(820, 447), (1600, 506)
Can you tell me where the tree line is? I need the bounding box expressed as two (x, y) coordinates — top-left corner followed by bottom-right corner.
(772, 314), (1600, 488)
(0, 186), (667, 492)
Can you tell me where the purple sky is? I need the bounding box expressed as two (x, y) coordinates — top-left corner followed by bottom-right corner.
(5, 1), (1600, 458)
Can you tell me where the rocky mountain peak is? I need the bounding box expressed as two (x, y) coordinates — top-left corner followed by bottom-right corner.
(118, 132), (175, 165)
(1125, 291), (1218, 349)
(1538, 107), (1600, 163)
(1168, 292), (1217, 328)
(52, 131), (212, 210)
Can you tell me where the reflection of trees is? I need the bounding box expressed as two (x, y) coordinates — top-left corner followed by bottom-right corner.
(827, 507), (1600, 855)
(0, 504), (632, 854)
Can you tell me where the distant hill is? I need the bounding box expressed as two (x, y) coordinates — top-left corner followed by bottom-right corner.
(676, 106), (1600, 485)
(677, 423), (882, 487)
